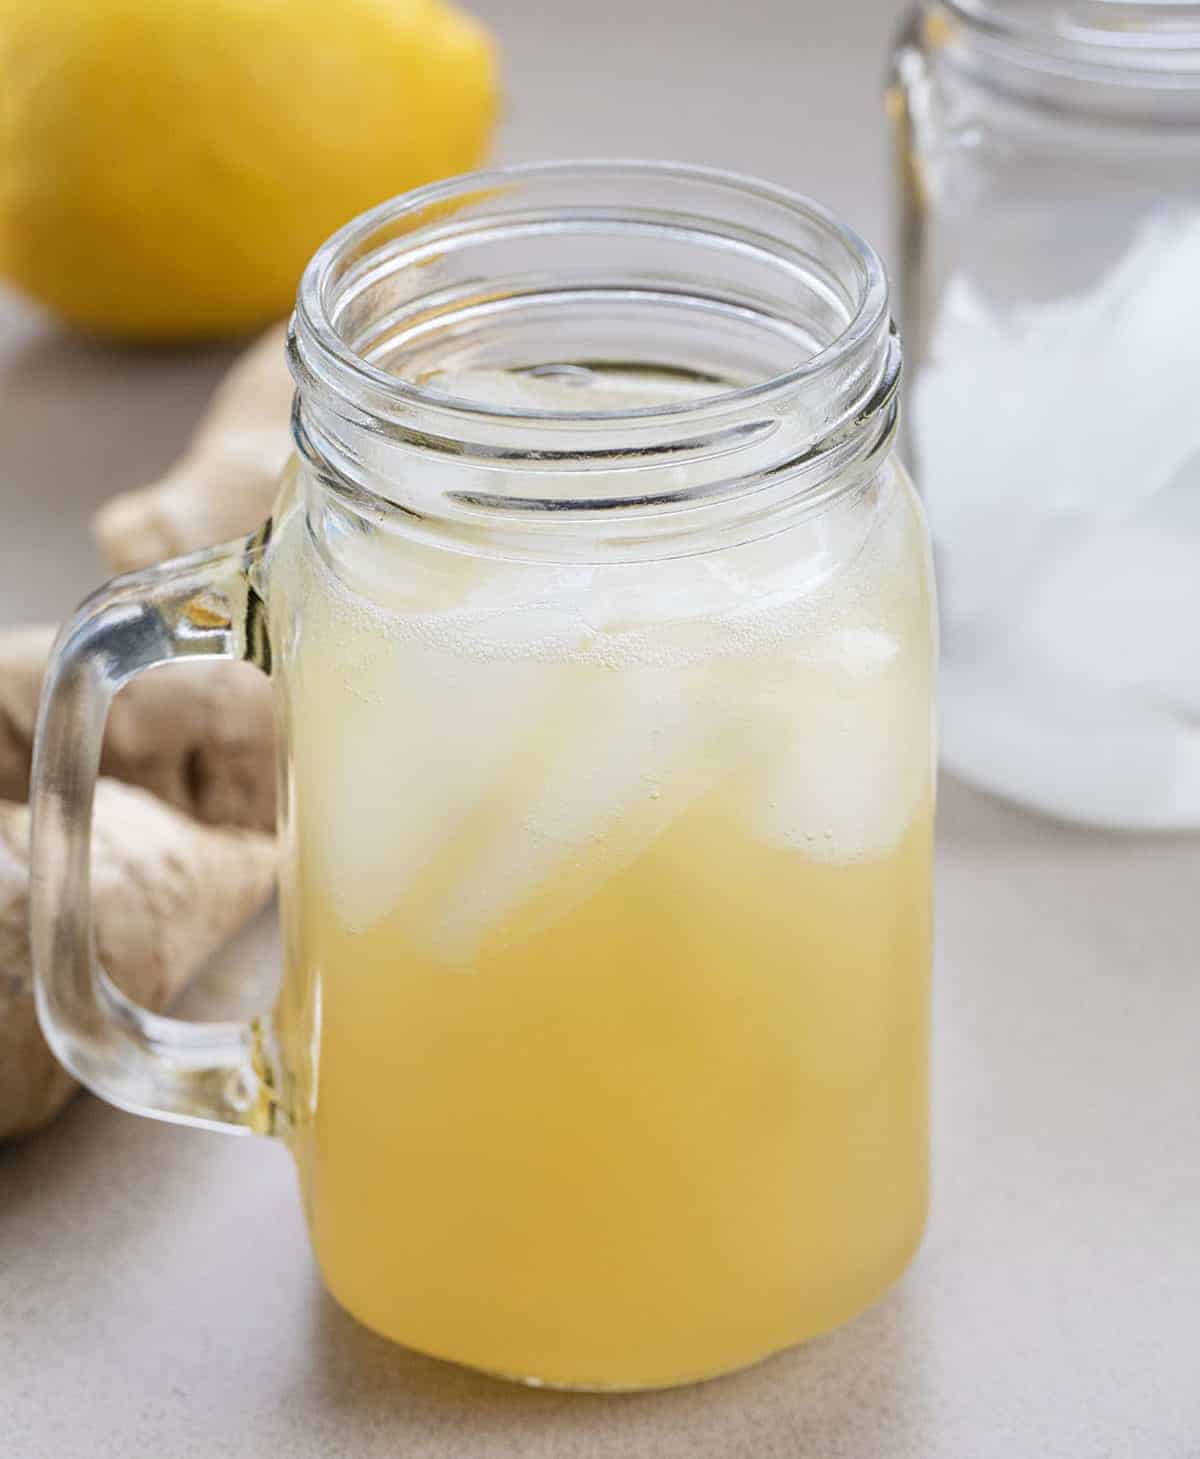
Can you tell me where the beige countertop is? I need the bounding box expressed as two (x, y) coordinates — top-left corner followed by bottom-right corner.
(2, 2), (1199, 1454)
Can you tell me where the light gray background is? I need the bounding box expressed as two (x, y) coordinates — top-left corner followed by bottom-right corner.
(3, 2), (1199, 1456)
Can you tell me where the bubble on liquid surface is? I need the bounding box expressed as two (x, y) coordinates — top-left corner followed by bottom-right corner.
(522, 364), (596, 387)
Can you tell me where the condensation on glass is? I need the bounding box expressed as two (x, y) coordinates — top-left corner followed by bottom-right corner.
(891, 1), (1200, 827)
(30, 163), (936, 1391)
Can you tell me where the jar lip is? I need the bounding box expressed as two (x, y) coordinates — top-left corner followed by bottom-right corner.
(937, 0), (1200, 85)
(291, 159), (891, 429)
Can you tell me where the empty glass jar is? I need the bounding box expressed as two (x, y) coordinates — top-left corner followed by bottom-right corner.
(891, 1), (1200, 827)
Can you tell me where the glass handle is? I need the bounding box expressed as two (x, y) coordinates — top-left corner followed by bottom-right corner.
(29, 531), (280, 1136)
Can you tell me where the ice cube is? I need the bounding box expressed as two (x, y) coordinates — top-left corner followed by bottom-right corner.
(298, 642), (559, 935)
(428, 657), (711, 963)
(914, 211), (1200, 641)
(292, 551), (598, 935)
(751, 627), (927, 861)
(1018, 444), (1200, 718)
(916, 210), (1200, 823)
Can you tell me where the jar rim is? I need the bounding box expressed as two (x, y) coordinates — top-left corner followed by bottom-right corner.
(287, 161), (900, 563)
(937, 0), (1200, 87)
(291, 159), (891, 430)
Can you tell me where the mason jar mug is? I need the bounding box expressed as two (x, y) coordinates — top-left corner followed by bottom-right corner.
(891, 1), (1200, 827)
(32, 163), (936, 1391)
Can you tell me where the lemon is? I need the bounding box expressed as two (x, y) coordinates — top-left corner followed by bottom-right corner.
(0, 0), (498, 339)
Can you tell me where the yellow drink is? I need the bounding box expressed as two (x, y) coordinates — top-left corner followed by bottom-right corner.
(294, 807), (929, 1389)
(270, 368), (935, 1390)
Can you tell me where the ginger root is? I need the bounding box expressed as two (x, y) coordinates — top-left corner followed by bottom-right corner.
(0, 780), (276, 1141)
(0, 625), (275, 832)
(93, 322), (293, 573)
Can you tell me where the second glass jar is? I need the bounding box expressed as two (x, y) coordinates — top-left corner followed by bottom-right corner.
(892, 0), (1200, 827)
